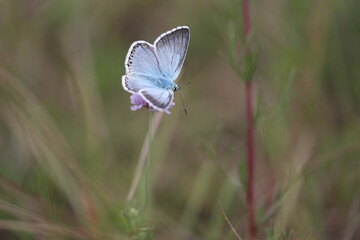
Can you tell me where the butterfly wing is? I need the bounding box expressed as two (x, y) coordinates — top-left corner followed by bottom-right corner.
(123, 41), (162, 93)
(139, 88), (174, 111)
(154, 26), (190, 80)
(122, 26), (190, 111)
(122, 74), (158, 93)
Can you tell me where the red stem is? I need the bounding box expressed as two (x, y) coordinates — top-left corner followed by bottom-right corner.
(242, 0), (250, 43)
(245, 82), (256, 238)
(242, 0), (256, 238)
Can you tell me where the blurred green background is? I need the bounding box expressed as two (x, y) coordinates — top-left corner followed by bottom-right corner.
(0, 0), (359, 239)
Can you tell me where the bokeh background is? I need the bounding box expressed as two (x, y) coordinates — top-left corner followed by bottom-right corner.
(1, 0), (360, 239)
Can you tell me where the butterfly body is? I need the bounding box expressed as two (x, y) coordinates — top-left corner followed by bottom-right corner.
(122, 26), (190, 111)
(153, 76), (178, 91)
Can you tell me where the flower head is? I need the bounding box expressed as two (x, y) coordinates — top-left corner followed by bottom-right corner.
(129, 93), (175, 114)
(130, 93), (148, 111)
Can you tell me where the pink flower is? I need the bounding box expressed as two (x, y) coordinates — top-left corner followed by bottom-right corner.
(129, 93), (175, 114)
(130, 93), (148, 111)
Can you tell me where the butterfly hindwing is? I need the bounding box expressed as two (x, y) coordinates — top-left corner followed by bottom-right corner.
(139, 88), (174, 110)
(155, 26), (190, 80)
(122, 74), (158, 93)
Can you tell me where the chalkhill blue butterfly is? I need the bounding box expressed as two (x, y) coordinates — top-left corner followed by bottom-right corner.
(122, 26), (190, 112)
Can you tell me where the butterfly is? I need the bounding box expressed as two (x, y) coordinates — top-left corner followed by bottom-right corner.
(122, 26), (190, 112)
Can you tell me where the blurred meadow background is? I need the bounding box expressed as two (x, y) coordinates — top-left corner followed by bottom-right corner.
(1, 0), (360, 239)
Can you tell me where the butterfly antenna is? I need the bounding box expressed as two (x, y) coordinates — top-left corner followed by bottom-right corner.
(179, 82), (191, 87)
(178, 91), (188, 115)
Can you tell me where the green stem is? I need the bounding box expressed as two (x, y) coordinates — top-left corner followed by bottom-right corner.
(144, 111), (153, 210)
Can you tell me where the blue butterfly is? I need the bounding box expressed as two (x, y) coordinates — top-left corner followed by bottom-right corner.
(122, 26), (190, 112)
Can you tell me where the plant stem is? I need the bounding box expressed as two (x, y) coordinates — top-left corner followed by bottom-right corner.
(242, 0), (250, 48)
(245, 81), (256, 238)
(242, 0), (256, 238)
(127, 112), (163, 202)
(144, 111), (153, 209)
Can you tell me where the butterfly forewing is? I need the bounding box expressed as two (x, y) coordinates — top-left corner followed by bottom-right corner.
(155, 26), (190, 80)
(125, 41), (161, 77)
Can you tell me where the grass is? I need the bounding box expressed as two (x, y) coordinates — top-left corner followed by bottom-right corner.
(1, 0), (360, 239)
